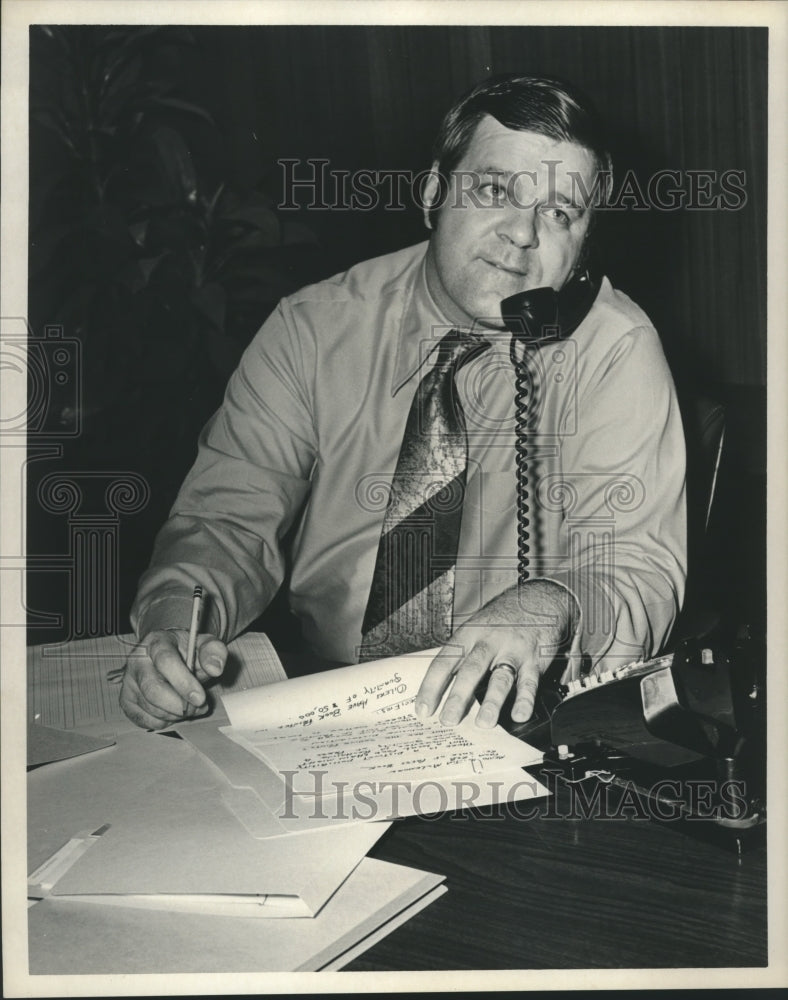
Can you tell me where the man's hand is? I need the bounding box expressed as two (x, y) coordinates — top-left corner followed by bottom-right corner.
(120, 629), (228, 730)
(414, 580), (576, 729)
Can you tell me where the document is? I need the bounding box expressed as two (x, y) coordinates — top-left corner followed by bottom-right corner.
(27, 721), (115, 768)
(221, 648), (541, 790)
(176, 647), (550, 832)
(29, 737), (388, 918)
(28, 730), (196, 875)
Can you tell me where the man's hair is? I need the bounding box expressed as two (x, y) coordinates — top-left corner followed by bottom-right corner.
(432, 73), (613, 186)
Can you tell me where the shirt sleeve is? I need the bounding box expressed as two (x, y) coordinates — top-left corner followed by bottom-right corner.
(130, 301), (317, 642)
(544, 325), (687, 676)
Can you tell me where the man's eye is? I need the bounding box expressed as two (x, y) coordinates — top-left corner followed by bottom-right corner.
(479, 181), (504, 200)
(542, 206), (570, 224)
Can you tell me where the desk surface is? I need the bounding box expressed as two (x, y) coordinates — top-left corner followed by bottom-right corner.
(353, 781), (767, 971)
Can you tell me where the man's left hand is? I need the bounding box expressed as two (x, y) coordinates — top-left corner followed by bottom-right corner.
(414, 580), (577, 728)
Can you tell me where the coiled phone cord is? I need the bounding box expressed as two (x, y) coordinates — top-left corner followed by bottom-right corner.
(509, 335), (533, 584)
(508, 333), (571, 724)
(500, 275), (601, 724)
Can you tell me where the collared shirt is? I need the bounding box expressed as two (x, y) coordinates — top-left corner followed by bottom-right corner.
(131, 241), (686, 673)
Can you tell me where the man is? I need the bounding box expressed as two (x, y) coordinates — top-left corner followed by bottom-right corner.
(121, 74), (686, 733)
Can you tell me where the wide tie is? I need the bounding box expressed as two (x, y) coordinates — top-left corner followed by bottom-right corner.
(358, 330), (490, 661)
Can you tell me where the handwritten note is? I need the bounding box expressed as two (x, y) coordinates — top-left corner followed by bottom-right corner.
(220, 651), (433, 731)
(220, 649), (538, 791)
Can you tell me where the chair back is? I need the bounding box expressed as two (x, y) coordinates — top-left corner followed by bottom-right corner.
(668, 393), (725, 645)
(688, 395), (725, 533)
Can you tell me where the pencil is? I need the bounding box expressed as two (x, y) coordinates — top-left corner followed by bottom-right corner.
(185, 585), (203, 673)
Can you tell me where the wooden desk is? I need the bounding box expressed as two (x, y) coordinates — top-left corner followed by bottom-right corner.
(354, 787), (767, 970)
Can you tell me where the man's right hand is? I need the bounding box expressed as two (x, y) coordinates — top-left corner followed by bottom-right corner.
(120, 629), (228, 730)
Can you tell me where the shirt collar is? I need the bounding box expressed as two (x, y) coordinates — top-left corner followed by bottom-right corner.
(390, 244), (520, 395)
(390, 246), (459, 396)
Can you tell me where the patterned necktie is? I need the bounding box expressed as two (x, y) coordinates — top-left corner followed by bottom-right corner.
(358, 330), (490, 660)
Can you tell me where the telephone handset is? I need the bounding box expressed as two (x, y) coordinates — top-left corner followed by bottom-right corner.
(500, 269), (601, 351)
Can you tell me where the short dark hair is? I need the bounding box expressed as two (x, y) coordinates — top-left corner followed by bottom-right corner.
(432, 73), (613, 184)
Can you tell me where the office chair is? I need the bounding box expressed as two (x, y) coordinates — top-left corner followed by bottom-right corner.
(667, 393), (726, 645)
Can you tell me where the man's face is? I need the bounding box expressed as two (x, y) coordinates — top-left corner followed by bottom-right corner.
(425, 115), (598, 329)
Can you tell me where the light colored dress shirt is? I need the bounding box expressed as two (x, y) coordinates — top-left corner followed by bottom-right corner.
(131, 240), (686, 674)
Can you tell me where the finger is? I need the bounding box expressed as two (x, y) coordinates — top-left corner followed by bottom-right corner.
(476, 663), (518, 728)
(181, 700), (211, 720)
(120, 702), (170, 731)
(121, 671), (184, 723)
(122, 671), (210, 726)
(121, 669), (178, 720)
(511, 661), (541, 722)
(146, 632), (207, 710)
(438, 641), (494, 727)
(120, 679), (178, 731)
(414, 648), (463, 718)
(195, 635), (227, 681)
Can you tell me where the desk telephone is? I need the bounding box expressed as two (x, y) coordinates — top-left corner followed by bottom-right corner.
(510, 632), (766, 850)
(499, 279), (766, 848)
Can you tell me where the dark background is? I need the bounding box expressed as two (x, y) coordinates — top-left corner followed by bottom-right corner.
(26, 25), (767, 647)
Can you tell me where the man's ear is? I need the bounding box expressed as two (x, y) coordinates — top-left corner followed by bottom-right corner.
(421, 163), (442, 230)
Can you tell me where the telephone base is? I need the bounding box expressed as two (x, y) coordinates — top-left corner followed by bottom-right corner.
(531, 747), (765, 856)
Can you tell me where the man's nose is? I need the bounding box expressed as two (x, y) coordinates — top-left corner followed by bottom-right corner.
(497, 206), (539, 249)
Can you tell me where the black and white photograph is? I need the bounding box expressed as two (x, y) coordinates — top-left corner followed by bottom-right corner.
(2, 0), (786, 994)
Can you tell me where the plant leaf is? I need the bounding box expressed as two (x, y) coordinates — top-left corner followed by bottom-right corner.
(128, 220), (149, 246)
(148, 126), (199, 204)
(217, 205), (281, 243)
(138, 252), (169, 283)
(31, 109), (79, 154)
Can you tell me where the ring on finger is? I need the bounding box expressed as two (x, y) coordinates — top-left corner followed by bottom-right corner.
(489, 660), (518, 684)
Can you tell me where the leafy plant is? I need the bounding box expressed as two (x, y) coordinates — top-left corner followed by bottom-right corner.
(29, 25), (320, 461)
(27, 26), (324, 641)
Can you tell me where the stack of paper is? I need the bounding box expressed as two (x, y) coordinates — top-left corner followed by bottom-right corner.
(28, 859), (446, 973)
(27, 730), (447, 971)
(28, 734), (446, 974)
(30, 749), (389, 918)
(27, 635), (456, 972)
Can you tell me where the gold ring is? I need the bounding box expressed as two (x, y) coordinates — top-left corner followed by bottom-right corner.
(489, 661), (518, 683)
